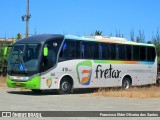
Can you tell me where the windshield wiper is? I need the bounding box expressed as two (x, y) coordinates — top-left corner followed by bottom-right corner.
(10, 57), (20, 74)
(10, 50), (28, 74)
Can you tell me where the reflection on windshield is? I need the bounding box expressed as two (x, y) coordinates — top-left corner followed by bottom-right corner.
(10, 44), (24, 64)
(24, 44), (41, 71)
(8, 44), (41, 73)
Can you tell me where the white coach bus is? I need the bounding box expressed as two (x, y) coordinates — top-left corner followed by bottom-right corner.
(6, 34), (157, 94)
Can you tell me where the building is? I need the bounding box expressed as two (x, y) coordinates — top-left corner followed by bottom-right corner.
(0, 38), (14, 44)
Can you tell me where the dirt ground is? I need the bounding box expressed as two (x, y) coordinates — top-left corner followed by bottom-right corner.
(0, 76), (6, 88)
(1, 75), (160, 99)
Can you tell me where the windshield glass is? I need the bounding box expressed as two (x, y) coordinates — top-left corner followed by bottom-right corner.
(8, 44), (41, 75)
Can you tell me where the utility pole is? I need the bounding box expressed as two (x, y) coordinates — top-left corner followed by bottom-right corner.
(26, 0), (29, 37)
(22, 0), (31, 37)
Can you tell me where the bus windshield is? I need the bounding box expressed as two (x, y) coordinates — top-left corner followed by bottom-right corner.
(8, 44), (41, 75)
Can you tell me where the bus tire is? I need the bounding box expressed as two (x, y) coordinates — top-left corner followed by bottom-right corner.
(156, 79), (160, 85)
(122, 77), (131, 89)
(59, 78), (72, 94)
(2, 72), (7, 77)
(31, 89), (42, 93)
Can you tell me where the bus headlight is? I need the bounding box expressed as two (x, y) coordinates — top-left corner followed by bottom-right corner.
(9, 76), (30, 81)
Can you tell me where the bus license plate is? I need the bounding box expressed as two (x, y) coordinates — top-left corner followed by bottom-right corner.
(15, 83), (21, 86)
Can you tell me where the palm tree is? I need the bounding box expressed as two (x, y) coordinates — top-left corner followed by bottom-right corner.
(15, 33), (22, 41)
(95, 30), (102, 36)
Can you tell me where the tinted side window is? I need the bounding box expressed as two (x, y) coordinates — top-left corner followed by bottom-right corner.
(140, 46), (146, 61)
(59, 40), (76, 60)
(117, 44), (126, 60)
(94, 42), (99, 59)
(110, 44), (116, 60)
(76, 41), (81, 59)
(151, 47), (156, 61)
(82, 42), (94, 59)
(126, 45), (132, 60)
(147, 47), (156, 61)
(100, 43), (110, 59)
(133, 46), (140, 60)
(147, 47), (152, 61)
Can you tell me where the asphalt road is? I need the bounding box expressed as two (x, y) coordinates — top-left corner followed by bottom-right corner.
(0, 88), (160, 120)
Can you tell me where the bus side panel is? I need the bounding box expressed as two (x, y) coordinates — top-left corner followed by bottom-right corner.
(40, 60), (157, 90)
(117, 62), (157, 86)
(40, 60), (106, 89)
(54, 60), (105, 89)
(93, 62), (120, 87)
(40, 60), (81, 89)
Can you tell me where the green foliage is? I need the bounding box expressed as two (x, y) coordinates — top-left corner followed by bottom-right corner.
(136, 36), (140, 43)
(0, 32), (22, 67)
(115, 30), (124, 38)
(152, 28), (160, 45)
(158, 56), (160, 63)
(95, 30), (102, 36)
(130, 29), (134, 41)
(136, 29), (145, 43)
(15, 33), (22, 41)
(151, 28), (160, 61)
(156, 45), (160, 57)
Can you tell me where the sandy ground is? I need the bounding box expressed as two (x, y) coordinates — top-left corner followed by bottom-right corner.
(0, 76), (6, 88)
(1, 76), (160, 99)
(1, 76), (160, 120)
(0, 88), (160, 120)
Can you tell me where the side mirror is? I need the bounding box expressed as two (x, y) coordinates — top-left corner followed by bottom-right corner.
(43, 47), (48, 56)
(4, 47), (8, 56)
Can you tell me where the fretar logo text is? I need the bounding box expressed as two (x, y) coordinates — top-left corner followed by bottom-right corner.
(95, 64), (121, 79)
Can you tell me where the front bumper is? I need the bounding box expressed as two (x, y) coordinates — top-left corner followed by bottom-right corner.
(7, 76), (41, 89)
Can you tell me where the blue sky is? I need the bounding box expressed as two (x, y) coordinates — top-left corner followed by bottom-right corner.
(0, 0), (160, 41)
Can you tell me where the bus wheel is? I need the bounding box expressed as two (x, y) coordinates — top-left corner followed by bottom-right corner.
(59, 79), (72, 94)
(156, 79), (160, 85)
(31, 89), (42, 93)
(122, 77), (131, 89)
(2, 72), (7, 77)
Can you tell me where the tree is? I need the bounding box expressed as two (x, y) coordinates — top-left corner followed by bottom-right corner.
(115, 30), (124, 38)
(15, 33), (22, 41)
(152, 28), (160, 44)
(95, 30), (102, 36)
(136, 36), (140, 43)
(130, 29), (135, 41)
(136, 29), (145, 43)
(152, 28), (160, 58)
(156, 28), (160, 44)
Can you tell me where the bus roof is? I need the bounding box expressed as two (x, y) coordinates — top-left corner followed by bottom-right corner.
(15, 34), (64, 44)
(15, 34), (155, 47)
(65, 35), (155, 47)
